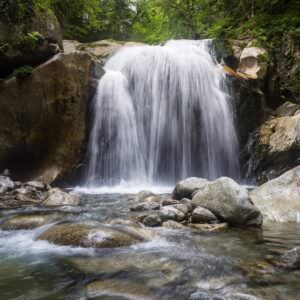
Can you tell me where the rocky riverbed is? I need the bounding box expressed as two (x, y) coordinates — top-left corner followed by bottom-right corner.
(1, 171), (300, 299)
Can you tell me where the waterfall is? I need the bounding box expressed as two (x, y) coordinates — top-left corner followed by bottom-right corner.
(86, 40), (240, 187)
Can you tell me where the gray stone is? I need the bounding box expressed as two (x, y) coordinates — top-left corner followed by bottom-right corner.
(42, 188), (79, 207)
(134, 190), (155, 202)
(192, 207), (219, 224)
(162, 198), (180, 206)
(142, 214), (162, 227)
(172, 177), (209, 200)
(160, 206), (186, 222)
(192, 177), (262, 227)
(250, 166), (300, 223)
(275, 101), (300, 117)
(26, 181), (46, 190)
(130, 201), (160, 212)
(0, 175), (15, 191)
(281, 247), (300, 269)
(162, 220), (186, 230)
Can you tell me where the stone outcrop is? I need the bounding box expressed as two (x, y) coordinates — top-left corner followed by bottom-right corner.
(0, 51), (102, 183)
(250, 166), (300, 223)
(247, 111), (300, 182)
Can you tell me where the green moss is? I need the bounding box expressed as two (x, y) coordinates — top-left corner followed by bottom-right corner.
(13, 66), (34, 79)
(14, 31), (45, 53)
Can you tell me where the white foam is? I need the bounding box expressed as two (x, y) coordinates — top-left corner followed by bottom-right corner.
(73, 181), (172, 195)
(0, 226), (95, 259)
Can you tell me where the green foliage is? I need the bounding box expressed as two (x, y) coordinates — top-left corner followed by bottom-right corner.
(13, 65), (34, 79)
(15, 32), (45, 52)
(0, 0), (35, 23)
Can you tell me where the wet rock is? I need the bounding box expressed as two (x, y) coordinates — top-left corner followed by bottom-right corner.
(162, 220), (186, 230)
(130, 201), (160, 212)
(107, 219), (141, 228)
(0, 176), (15, 193)
(188, 223), (228, 233)
(1, 212), (63, 230)
(249, 114), (300, 182)
(135, 190), (155, 202)
(172, 204), (189, 215)
(192, 177), (262, 227)
(26, 181), (46, 191)
(227, 293), (261, 300)
(250, 166), (300, 222)
(189, 291), (225, 300)
(275, 101), (300, 117)
(144, 195), (161, 203)
(281, 247), (300, 269)
(14, 186), (37, 195)
(191, 207), (219, 224)
(180, 198), (193, 212)
(42, 188), (79, 207)
(160, 206), (186, 222)
(38, 223), (141, 248)
(172, 177), (209, 200)
(85, 279), (155, 300)
(162, 198), (180, 206)
(142, 214), (162, 227)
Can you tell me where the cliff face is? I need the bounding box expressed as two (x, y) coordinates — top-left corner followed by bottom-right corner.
(0, 51), (102, 183)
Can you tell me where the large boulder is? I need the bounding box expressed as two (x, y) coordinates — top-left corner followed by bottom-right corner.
(247, 113), (300, 182)
(0, 51), (102, 183)
(275, 101), (300, 117)
(0, 5), (62, 77)
(192, 177), (263, 227)
(250, 166), (300, 223)
(172, 177), (209, 200)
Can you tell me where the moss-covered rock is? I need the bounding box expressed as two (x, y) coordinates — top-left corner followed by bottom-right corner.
(0, 6), (62, 77)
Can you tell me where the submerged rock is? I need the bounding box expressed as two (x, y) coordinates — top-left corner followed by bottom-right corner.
(191, 207), (219, 224)
(192, 177), (262, 227)
(38, 223), (141, 248)
(250, 166), (300, 222)
(172, 177), (209, 200)
(188, 223), (228, 233)
(85, 279), (156, 300)
(1, 212), (63, 230)
(42, 188), (79, 207)
(162, 220), (186, 230)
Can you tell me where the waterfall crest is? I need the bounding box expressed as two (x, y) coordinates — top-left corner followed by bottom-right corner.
(86, 40), (240, 187)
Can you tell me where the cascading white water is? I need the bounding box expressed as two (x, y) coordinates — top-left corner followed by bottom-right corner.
(86, 40), (240, 187)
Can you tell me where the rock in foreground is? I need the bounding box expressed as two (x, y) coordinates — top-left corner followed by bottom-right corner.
(192, 177), (262, 227)
(38, 223), (150, 248)
(250, 166), (300, 223)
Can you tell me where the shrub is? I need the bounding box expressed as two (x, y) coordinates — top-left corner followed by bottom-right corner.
(13, 66), (34, 79)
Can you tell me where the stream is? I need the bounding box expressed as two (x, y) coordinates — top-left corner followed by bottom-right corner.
(0, 192), (300, 300)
